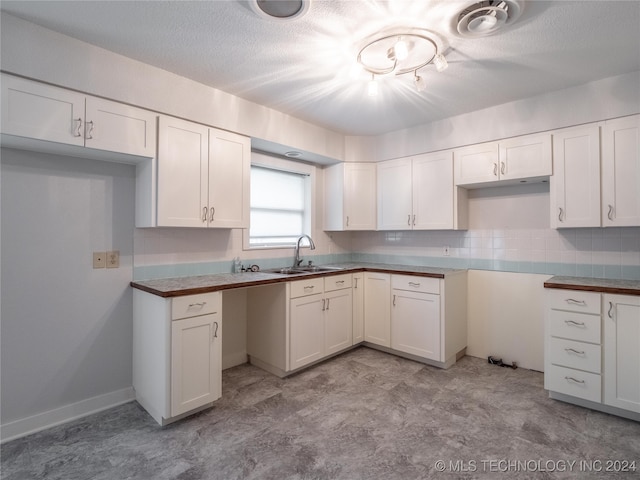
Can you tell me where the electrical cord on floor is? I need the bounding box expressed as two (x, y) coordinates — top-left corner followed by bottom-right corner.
(488, 356), (517, 369)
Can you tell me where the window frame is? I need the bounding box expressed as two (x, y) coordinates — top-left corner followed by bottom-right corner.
(243, 151), (315, 251)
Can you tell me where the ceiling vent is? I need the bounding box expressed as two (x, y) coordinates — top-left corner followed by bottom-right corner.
(454, 1), (524, 38)
(249, 0), (311, 21)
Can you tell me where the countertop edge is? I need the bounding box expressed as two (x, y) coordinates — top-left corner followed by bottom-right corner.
(130, 265), (458, 298)
(544, 279), (640, 297)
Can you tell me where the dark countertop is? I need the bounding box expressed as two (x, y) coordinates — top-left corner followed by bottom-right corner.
(130, 263), (466, 298)
(544, 276), (640, 296)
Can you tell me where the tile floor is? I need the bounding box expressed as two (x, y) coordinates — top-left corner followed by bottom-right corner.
(2, 348), (639, 479)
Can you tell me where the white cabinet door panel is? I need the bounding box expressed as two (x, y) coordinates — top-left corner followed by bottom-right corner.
(325, 289), (353, 355)
(290, 293), (325, 370)
(363, 272), (391, 347)
(377, 158), (412, 230)
(391, 290), (440, 360)
(344, 163), (377, 230)
(454, 142), (499, 186)
(604, 294), (640, 413)
(412, 151), (454, 230)
(602, 115), (640, 226)
(499, 134), (552, 180)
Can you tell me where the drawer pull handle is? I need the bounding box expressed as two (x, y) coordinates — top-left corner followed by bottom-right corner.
(188, 302), (206, 308)
(564, 320), (585, 327)
(608, 301), (614, 319)
(564, 348), (585, 355)
(565, 298), (586, 306)
(336, 280), (344, 285)
(408, 282), (421, 287)
(304, 286), (314, 291)
(213, 321), (219, 340)
(73, 117), (83, 137)
(564, 376), (585, 384)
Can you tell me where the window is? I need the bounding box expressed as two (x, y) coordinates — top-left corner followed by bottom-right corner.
(246, 153), (313, 249)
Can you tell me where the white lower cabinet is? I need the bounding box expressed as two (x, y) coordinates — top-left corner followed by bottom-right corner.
(364, 271), (467, 368)
(363, 272), (391, 347)
(247, 274), (354, 376)
(603, 294), (640, 413)
(133, 290), (222, 425)
(545, 288), (640, 420)
(289, 293), (325, 370)
(391, 287), (440, 360)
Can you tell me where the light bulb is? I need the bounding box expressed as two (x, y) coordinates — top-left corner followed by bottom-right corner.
(433, 53), (448, 72)
(394, 39), (409, 61)
(367, 75), (378, 97)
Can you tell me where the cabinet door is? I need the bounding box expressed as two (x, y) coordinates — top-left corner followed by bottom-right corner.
(363, 272), (391, 347)
(84, 97), (157, 157)
(412, 151), (454, 230)
(207, 128), (250, 228)
(344, 163), (377, 230)
(290, 293), (325, 370)
(171, 312), (221, 417)
(391, 289), (441, 360)
(454, 142), (499, 186)
(499, 133), (552, 181)
(157, 116), (209, 227)
(377, 158), (412, 230)
(352, 273), (364, 344)
(325, 289), (353, 355)
(551, 125), (601, 228)
(602, 115), (640, 227)
(1, 74), (85, 146)
(603, 294), (640, 413)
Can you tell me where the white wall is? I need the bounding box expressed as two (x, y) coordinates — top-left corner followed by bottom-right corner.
(346, 71), (640, 162)
(0, 12), (344, 163)
(1, 148), (135, 436)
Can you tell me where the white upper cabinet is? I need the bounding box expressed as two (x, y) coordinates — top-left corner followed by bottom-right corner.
(84, 97), (156, 158)
(208, 128), (250, 228)
(377, 157), (413, 230)
(377, 151), (462, 231)
(550, 124), (601, 228)
(412, 151), (455, 230)
(455, 133), (552, 187)
(454, 142), (499, 186)
(1, 74), (156, 158)
(602, 115), (640, 227)
(324, 162), (376, 230)
(156, 115), (249, 228)
(157, 116), (209, 227)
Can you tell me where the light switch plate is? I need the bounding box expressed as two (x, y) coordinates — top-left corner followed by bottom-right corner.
(107, 250), (120, 268)
(93, 252), (106, 268)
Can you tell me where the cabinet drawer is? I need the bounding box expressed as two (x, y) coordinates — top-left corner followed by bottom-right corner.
(545, 364), (601, 403)
(548, 309), (601, 344)
(172, 292), (221, 320)
(391, 274), (440, 294)
(290, 278), (324, 298)
(546, 289), (601, 314)
(549, 338), (601, 374)
(324, 274), (352, 292)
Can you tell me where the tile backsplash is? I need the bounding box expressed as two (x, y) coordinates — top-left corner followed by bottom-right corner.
(133, 226), (640, 281)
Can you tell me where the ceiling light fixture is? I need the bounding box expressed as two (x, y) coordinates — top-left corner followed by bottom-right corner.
(357, 29), (447, 95)
(454, 0), (524, 38)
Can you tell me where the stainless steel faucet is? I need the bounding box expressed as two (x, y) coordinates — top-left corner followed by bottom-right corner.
(293, 234), (315, 267)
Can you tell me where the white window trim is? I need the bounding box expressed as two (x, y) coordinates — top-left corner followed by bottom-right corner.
(243, 152), (316, 251)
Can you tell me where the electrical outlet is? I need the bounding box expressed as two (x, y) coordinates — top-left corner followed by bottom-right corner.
(93, 252), (106, 268)
(107, 250), (120, 268)
(443, 246), (450, 256)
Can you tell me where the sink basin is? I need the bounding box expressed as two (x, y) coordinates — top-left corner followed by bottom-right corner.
(293, 265), (344, 273)
(262, 265), (344, 276)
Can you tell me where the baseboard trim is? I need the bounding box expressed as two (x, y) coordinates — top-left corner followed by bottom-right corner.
(1, 387), (135, 443)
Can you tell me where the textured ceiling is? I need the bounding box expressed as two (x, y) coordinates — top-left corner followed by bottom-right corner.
(1, 0), (639, 136)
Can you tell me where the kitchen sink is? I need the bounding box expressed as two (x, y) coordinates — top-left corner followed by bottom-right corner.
(262, 265), (344, 276)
